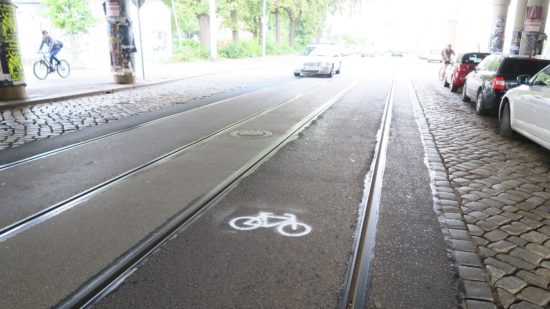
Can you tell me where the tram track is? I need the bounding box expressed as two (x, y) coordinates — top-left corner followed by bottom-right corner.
(52, 80), (360, 308)
(0, 79), (332, 242)
(0, 78), (296, 171)
(341, 78), (395, 309)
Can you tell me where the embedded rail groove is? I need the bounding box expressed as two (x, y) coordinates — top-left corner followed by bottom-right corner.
(341, 79), (395, 309)
(0, 81), (332, 242)
(55, 80), (359, 308)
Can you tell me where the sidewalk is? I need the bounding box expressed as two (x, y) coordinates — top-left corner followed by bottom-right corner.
(1, 56), (292, 109)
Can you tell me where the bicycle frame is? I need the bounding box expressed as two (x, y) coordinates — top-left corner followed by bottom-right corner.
(38, 53), (54, 67)
(255, 212), (297, 227)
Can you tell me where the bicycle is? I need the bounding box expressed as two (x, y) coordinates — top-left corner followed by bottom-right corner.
(33, 53), (70, 80)
(439, 59), (451, 81)
(229, 211), (311, 237)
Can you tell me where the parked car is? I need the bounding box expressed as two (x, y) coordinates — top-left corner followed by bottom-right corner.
(462, 55), (550, 115)
(294, 44), (342, 78)
(499, 65), (550, 150)
(443, 52), (490, 92)
(391, 50), (403, 57)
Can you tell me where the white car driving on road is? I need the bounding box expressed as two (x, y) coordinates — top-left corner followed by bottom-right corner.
(499, 64), (550, 150)
(294, 44), (342, 78)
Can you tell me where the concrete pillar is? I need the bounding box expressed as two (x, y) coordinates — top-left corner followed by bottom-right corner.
(510, 0), (528, 54)
(490, 0), (512, 52)
(519, 0), (549, 55)
(103, 0), (137, 84)
(0, 0), (26, 100)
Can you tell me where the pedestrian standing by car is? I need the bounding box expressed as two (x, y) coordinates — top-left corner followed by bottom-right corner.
(440, 44), (455, 79)
(38, 30), (63, 72)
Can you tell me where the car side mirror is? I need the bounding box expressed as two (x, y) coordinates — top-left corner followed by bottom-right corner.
(517, 75), (530, 85)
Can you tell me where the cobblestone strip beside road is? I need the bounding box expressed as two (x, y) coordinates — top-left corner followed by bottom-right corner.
(0, 70), (283, 150)
(410, 75), (550, 309)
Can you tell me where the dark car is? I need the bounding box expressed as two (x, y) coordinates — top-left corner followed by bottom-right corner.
(391, 50), (403, 57)
(443, 52), (490, 92)
(462, 55), (550, 115)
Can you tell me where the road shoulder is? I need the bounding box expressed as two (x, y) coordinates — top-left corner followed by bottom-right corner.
(367, 75), (459, 309)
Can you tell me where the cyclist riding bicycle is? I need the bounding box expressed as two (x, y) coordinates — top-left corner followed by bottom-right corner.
(440, 43), (455, 79)
(38, 30), (63, 72)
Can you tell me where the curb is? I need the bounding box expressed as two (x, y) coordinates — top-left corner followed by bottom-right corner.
(408, 78), (499, 309)
(0, 57), (291, 110)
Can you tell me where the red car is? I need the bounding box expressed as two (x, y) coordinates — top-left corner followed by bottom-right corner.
(444, 52), (490, 92)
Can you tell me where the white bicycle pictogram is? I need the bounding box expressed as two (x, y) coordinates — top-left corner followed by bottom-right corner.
(229, 212), (311, 237)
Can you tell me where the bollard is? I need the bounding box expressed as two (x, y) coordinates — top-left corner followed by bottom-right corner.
(0, 0), (26, 100)
(103, 0), (137, 84)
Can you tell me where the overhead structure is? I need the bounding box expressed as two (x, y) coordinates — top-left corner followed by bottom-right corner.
(510, 0), (528, 54)
(489, 0), (511, 53)
(103, 0), (138, 84)
(518, 0), (549, 56)
(0, 0), (26, 100)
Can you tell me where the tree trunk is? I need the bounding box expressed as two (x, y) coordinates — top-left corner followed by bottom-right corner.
(197, 14), (210, 47)
(275, 8), (280, 45)
(252, 16), (259, 40)
(231, 9), (239, 44)
(286, 9), (295, 48)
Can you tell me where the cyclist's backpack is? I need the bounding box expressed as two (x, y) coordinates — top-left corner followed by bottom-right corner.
(56, 40), (63, 48)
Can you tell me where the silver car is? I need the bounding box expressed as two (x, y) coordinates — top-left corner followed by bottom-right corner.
(499, 64), (550, 150)
(294, 45), (342, 78)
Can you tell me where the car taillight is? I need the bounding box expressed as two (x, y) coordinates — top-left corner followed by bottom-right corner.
(459, 64), (469, 72)
(492, 76), (506, 91)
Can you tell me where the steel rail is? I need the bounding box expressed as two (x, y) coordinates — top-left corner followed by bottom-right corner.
(340, 78), (395, 309)
(54, 79), (359, 309)
(0, 78), (299, 171)
(0, 81), (331, 242)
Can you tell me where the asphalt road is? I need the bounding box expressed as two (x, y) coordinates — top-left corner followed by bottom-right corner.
(0, 57), (460, 308)
(0, 58), (383, 308)
(94, 59), (391, 308)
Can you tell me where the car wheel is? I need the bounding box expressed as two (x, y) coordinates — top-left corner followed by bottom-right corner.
(450, 77), (458, 92)
(499, 102), (514, 138)
(461, 82), (470, 102)
(475, 90), (487, 115)
(294, 72), (300, 77)
(326, 66), (334, 78)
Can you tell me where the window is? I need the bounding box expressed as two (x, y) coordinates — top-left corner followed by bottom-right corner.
(532, 66), (550, 86)
(462, 53), (489, 64)
(477, 56), (493, 71)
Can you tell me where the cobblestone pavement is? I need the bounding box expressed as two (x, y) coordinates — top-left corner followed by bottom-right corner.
(411, 65), (550, 309)
(0, 66), (289, 150)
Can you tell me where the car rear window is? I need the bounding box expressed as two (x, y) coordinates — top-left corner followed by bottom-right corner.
(499, 58), (550, 76)
(461, 53), (489, 64)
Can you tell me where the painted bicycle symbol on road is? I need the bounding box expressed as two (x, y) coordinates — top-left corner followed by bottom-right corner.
(229, 212), (311, 237)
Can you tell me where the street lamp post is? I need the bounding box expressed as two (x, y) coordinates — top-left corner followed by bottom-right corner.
(261, 0), (266, 57)
(209, 0), (217, 61)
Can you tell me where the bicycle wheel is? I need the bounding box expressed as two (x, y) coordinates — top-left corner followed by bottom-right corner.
(57, 60), (70, 78)
(229, 216), (262, 231)
(438, 66), (445, 81)
(33, 60), (49, 80)
(277, 222), (311, 237)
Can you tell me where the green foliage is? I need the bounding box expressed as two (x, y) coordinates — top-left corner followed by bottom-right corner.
(172, 40), (210, 61)
(165, 0), (346, 60)
(219, 41), (260, 58)
(42, 0), (97, 35)
(266, 42), (298, 55)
